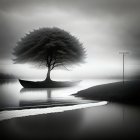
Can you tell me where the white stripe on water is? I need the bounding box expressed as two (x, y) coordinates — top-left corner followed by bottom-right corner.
(0, 101), (107, 121)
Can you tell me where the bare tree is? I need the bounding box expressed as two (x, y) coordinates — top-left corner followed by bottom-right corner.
(13, 27), (86, 82)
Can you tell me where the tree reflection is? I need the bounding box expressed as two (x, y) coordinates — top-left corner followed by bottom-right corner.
(20, 88), (77, 108)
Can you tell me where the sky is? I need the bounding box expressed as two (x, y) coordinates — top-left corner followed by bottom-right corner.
(0, 0), (140, 79)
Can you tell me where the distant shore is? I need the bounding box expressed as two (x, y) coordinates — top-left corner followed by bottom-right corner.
(0, 73), (17, 84)
(0, 73), (16, 79)
(74, 80), (140, 104)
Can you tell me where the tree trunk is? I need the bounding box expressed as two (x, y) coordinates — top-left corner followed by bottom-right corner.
(45, 67), (51, 82)
(47, 89), (52, 99)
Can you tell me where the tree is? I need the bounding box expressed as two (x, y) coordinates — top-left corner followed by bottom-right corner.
(13, 27), (86, 82)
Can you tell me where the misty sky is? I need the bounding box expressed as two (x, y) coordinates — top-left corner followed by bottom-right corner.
(0, 0), (140, 79)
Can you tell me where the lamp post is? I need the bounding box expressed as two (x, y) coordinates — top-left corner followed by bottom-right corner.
(119, 51), (129, 123)
(119, 52), (129, 85)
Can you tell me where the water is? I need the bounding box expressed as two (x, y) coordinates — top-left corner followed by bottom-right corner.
(0, 79), (118, 110)
(1, 79), (140, 139)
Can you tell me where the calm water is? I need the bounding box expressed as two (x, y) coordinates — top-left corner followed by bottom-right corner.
(1, 79), (140, 139)
(0, 79), (118, 110)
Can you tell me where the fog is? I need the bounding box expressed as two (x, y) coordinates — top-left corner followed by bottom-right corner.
(0, 0), (140, 79)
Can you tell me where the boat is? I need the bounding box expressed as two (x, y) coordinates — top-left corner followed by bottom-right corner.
(19, 79), (80, 88)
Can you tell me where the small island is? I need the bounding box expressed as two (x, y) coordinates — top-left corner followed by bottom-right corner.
(13, 27), (86, 88)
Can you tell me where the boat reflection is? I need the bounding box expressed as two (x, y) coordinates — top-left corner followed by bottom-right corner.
(20, 88), (90, 109)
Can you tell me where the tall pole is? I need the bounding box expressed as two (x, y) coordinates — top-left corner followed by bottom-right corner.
(119, 52), (129, 123)
(119, 52), (129, 85)
(123, 53), (124, 85)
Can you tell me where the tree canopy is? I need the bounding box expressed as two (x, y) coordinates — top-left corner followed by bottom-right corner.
(13, 27), (86, 80)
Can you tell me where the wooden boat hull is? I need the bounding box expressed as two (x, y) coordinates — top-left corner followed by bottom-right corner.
(19, 79), (80, 88)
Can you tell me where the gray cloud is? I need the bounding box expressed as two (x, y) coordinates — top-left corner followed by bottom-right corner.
(0, 0), (140, 53)
(0, 12), (16, 59)
(0, 0), (140, 16)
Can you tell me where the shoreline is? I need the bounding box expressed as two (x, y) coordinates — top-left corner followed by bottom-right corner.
(1, 102), (140, 139)
(74, 80), (140, 105)
(0, 101), (107, 121)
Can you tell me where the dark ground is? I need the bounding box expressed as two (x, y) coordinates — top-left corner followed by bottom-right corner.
(74, 80), (140, 104)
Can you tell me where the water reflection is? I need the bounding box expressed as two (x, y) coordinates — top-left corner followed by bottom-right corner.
(1, 80), (140, 139)
(1, 108), (83, 139)
(0, 79), (118, 110)
(1, 102), (140, 139)
(20, 88), (83, 108)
